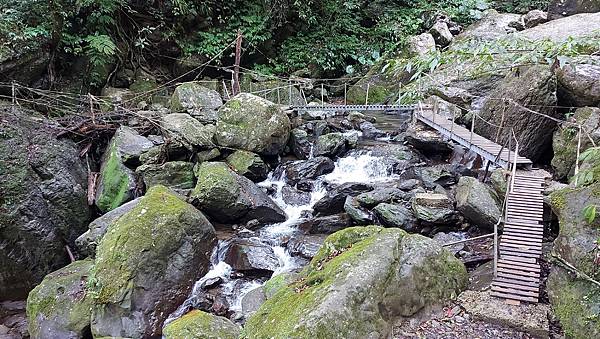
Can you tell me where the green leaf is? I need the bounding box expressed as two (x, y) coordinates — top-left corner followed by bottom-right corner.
(583, 205), (597, 224)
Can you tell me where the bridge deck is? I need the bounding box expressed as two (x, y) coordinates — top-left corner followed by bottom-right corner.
(416, 109), (532, 169)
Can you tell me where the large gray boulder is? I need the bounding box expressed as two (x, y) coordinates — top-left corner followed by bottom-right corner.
(556, 57), (600, 107)
(373, 203), (417, 231)
(224, 238), (279, 273)
(215, 93), (291, 156)
(411, 193), (456, 224)
(452, 10), (521, 45)
(0, 109), (90, 300)
(26, 260), (94, 339)
(136, 161), (195, 190)
(407, 33), (436, 57)
(548, 0), (600, 19)
(278, 157), (335, 185)
(475, 65), (558, 162)
(455, 177), (501, 230)
(170, 82), (223, 122)
(244, 226), (468, 338)
(225, 150), (269, 182)
(313, 132), (353, 158)
(90, 185), (217, 338)
(95, 126), (153, 213)
(518, 12), (600, 41)
(161, 113), (216, 150)
(191, 162), (286, 223)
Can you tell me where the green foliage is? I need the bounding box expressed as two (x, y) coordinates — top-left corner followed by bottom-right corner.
(492, 0), (551, 14)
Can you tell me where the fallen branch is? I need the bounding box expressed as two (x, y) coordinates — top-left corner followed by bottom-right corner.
(552, 253), (600, 288)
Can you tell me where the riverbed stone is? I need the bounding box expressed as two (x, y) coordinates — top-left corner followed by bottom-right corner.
(90, 185), (217, 338)
(411, 193), (455, 224)
(215, 93), (291, 156)
(455, 177), (501, 230)
(225, 150), (268, 182)
(313, 132), (351, 158)
(244, 226), (468, 338)
(161, 113), (216, 150)
(224, 238), (279, 273)
(136, 161), (195, 189)
(556, 58), (600, 107)
(289, 128), (312, 160)
(288, 234), (327, 259)
(373, 203), (417, 231)
(170, 82), (223, 122)
(314, 183), (374, 215)
(26, 259), (94, 339)
(356, 188), (407, 208)
(278, 157), (335, 185)
(298, 214), (353, 234)
(344, 196), (374, 225)
(163, 310), (240, 339)
(191, 162), (285, 223)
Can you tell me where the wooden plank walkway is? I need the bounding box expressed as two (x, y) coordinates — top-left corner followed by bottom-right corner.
(416, 109), (532, 169)
(491, 174), (548, 303)
(292, 104), (417, 114)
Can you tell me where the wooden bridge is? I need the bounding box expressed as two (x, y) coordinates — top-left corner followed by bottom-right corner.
(292, 103), (547, 304)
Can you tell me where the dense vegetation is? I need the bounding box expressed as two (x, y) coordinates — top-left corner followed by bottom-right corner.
(0, 0), (550, 87)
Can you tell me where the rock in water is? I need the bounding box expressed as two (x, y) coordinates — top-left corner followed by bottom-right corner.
(163, 310), (240, 339)
(278, 157), (335, 185)
(548, 183), (600, 338)
(298, 214), (353, 234)
(137, 161), (195, 190)
(90, 185), (217, 338)
(95, 126), (153, 212)
(244, 226), (468, 338)
(313, 132), (351, 158)
(0, 109), (90, 300)
(455, 177), (501, 230)
(475, 65), (558, 162)
(26, 260), (94, 339)
(288, 128), (312, 160)
(225, 150), (269, 182)
(223, 238), (279, 273)
(314, 183), (374, 215)
(191, 162), (286, 223)
(215, 93), (291, 156)
(170, 82), (223, 122)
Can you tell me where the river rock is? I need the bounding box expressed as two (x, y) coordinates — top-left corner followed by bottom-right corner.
(416, 166), (457, 188)
(314, 183), (373, 215)
(453, 10), (521, 44)
(552, 107), (600, 179)
(556, 58), (600, 107)
(170, 82), (223, 122)
(288, 234), (327, 259)
(224, 238), (279, 273)
(408, 33), (436, 57)
(475, 65), (558, 162)
(359, 121), (387, 139)
(455, 177), (501, 230)
(373, 203), (418, 231)
(90, 185), (217, 338)
(263, 273), (299, 299)
(215, 93), (291, 156)
(278, 157), (335, 185)
(298, 214), (352, 234)
(244, 226), (468, 338)
(405, 124), (453, 155)
(0, 109), (90, 299)
(411, 193), (456, 224)
(356, 188), (407, 208)
(161, 113), (216, 150)
(518, 12), (600, 42)
(163, 310), (240, 339)
(289, 128), (312, 160)
(490, 168), (508, 198)
(523, 10), (548, 28)
(95, 126), (153, 212)
(548, 183), (600, 338)
(26, 259), (94, 339)
(313, 132), (351, 158)
(344, 196), (374, 224)
(432, 232), (465, 255)
(191, 162), (286, 224)
(137, 161), (195, 189)
(281, 185), (311, 206)
(226, 150), (268, 182)
(548, 0), (600, 19)
(241, 287), (267, 317)
(75, 198), (142, 257)
(430, 21), (453, 47)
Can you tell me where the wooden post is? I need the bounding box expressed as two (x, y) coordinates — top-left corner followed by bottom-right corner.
(223, 80), (231, 99)
(321, 83), (324, 104)
(365, 84), (370, 105)
(575, 125), (582, 185)
(510, 142), (518, 193)
(232, 30), (242, 96)
(469, 113), (475, 148)
(288, 80), (292, 105)
(344, 83), (347, 105)
(494, 220), (498, 277)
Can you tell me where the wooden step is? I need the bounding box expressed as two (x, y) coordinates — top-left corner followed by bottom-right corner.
(491, 285), (539, 298)
(493, 276), (539, 288)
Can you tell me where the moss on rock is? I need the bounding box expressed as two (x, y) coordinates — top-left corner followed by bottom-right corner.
(225, 150), (268, 182)
(163, 310), (241, 339)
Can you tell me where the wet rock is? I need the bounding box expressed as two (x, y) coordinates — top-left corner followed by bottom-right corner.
(26, 259), (94, 339)
(241, 287), (267, 317)
(314, 183), (373, 215)
(0, 109), (90, 299)
(244, 226), (468, 338)
(490, 168), (508, 198)
(359, 122), (387, 139)
(281, 185), (311, 206)
(161, 113), (216, 150)
(313, 132), (352, 158)
(455, 177), (501, 230)
(226, 150), (268, 182)
(398, 179), (421, 191)
(170, 82), (223, 122)
(90, 186), (217, 338)
(196, 148), (221, 163)
(344, 196), (374, 225)
(373, 203), (418, 231)
(211, 295), (230, 316)
(405, 124), (453, 155)
(298, 214), (352, 234)
(163, 310), (241, 339)
(548, 0), (600, 19)
(279, 157), (335, 185)
(408, 33), (436, 57)
(355, 187), (408, 209)
(200, 277), (223, 290)
(432, 232), (465, 255)
(430, 21), (453, 47)
(523, 10), (548, 28)
(556, 58), (600, 107)
(297, 179), (315, 192)
(191, 162), (286, 224)
(137, 161), (195, 190)
(75, 198), (142, 257)
(288, 234), (327, 259)
(215, 93), (291, 156)
(411, 193), (456, 224)
(289, 128), (312, 160)
(224, 238), (279, 273)
(416, 166), (457, 188)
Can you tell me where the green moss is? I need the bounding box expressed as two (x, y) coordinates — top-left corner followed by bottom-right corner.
(310, 226), (385, 267)
(263, 273), (294, 299)
(191, 162), (239, 203)
(96, 141), (132, 212)
(226, 150), (260, 174)
(163, 310), (240, 339)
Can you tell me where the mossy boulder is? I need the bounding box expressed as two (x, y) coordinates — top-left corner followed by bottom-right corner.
(373, 203), (417, 231)
(163, 310), (241, 339)
(90, 185), (217, 338)
(170, 82), (223, 123)
(313, 132), (353, 158)
(215, 93), (291, 156)
(411, 193), (456, 224)
(95, 126), (153, 213)
(161, 113), (216, 150)
(225, 150), (269, 182)
(548, 184), (600, 337)
(552, 107), (600, 180)
(137, 161), (195, 190)
(346, 60), (396, 104)
(191, 162), (286, 224)
(455, 176), (502, 230)
(26, 259), (94, 339)
(0, 108), (90, 300)
(243, 226), (468, 338)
